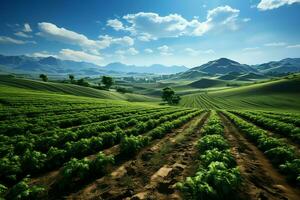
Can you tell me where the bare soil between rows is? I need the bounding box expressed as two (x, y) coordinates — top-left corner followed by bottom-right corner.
(67, 112), (210, 200)
(219, 112), (300, 200)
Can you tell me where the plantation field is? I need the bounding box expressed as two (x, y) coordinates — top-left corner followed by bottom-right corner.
(0, 76), (159, 102)
(1, 81), (300, 199)
(180, 76), (300, 111)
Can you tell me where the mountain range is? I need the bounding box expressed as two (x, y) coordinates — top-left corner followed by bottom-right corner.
(175, 57), (300, 79)
(0, 55), (300, 77)
(0, 55), (188, 76)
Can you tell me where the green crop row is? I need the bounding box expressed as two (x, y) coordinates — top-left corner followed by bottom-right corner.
(224, 111), (300, 184)
(178, 111), (241, 200)
(231, 111), (300, 144)
(0, 109), (194, 187)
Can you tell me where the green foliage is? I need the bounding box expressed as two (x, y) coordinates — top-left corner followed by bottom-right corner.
(200, 149), (236, 168)
(198, 135), (229, 152)
(224, 111), (300, 183)
(101, 76), (113, 89)
(265, 147), (296, 165)
(178, 162), (241, 200)
(39, 74), (48, 82)
(120, 135), (150, 156)
(6, 178), (45, 200)
(162, 87), (181, 105)
(76, 78), (89, 87)
(280, 159), (300, 184)
(69, 74), (75, 83)
(179, 112), (241, 199)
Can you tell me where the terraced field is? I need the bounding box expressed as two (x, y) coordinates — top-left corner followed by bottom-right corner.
(1, 84), (300, 200)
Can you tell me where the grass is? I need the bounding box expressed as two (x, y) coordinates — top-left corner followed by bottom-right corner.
(0, 75), (159, 102)
(180, 76), (300, 112)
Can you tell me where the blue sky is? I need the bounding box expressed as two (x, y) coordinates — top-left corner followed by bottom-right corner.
(0, 0), (300, 67)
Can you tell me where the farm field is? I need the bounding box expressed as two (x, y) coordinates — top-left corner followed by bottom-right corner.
(1, 83), (300, 199)
(180, 75), (300, 111)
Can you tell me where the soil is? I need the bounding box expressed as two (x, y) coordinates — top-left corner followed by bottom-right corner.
(218, 112), (300, 200)
(67, 112), (210, 200)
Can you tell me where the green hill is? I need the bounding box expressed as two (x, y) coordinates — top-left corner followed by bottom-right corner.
(180, 76), (300, 111)
(188, 78), (227, 88)
(0, 75), (159, 102)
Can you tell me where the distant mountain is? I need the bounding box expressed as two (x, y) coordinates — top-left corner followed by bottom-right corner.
(255, 58), (300, 73)
(104, 62), (188, 74)
(190, 58), (257, 75)
(0, 55), (108, 76)
(0, 55), (188, 76)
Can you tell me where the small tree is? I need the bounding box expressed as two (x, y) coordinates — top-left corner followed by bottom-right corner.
(39, 74), (48, 82)
(170, 95), (181, 105)
(162, 87), (175, 103)
(69, 74), (75, 83)
(77, 78), (89, 87)
(101, 76), (113, 89)
(162, 87), (181, 105)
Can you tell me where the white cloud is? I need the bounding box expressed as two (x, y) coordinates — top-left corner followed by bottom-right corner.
(257, 0), (300, 10)
(107, 19), (124, 31)
(242, 47), (260, 51)
(144, 48), (153, 53)
(23, 23), (32, 32)
(264, 42), (286, 47)
(59, 49), (103, 65)
(115, 47), (139, 56)
(110, 6), (240, 41)
(0, 36), (35, 45)
(31, 51), (58, 58)
(37, 22), (134, 55)
(242, 18), (251, 22)
(98, 35), (134, 46)
(127, 47), (139, 55)
(157, 45), (173, 56)
(184, 48), (215, 56)
(14, 31), (32, 38)
(286, 44), (300, 48)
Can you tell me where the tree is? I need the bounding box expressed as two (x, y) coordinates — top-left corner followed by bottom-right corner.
(69, 74), (75, 83)
(101, 76), (113, 89)
(162, 87), (181, 105)
(170, 95), (181, 105)
(77, 78), (89, 87)
(162, 87), (175, 103)
(39, 74), (48, 82)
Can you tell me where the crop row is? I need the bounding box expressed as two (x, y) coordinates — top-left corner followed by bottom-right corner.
(0, 103), (114, 120)
(2, 110), (202, 199)
(231, 111), (300, 144)
(223, 111), (300, 184)
(0, 109), (195, 186)
(178, 111), (241, 199)
(0, 108), (182, 158)
(250, 111), (300, 127)
(0, 106), (167, 136)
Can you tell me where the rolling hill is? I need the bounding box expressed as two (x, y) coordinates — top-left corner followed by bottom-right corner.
(0, 75), (159, 102)
(188, 78), (227, 88)
(180, 75), (300, 111)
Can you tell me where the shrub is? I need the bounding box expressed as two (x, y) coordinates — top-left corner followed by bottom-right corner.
(197, 135), (229, 153)
(6, 178), (45, 200)
(120, 135), (150, 156)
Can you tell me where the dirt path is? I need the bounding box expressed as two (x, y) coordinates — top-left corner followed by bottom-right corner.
(68, 112), (209, 200)
(219, 112), (300, 200)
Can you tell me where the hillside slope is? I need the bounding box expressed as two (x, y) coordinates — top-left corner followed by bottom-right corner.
(0, 76), (158, 102)
(180, 76), (300, 111)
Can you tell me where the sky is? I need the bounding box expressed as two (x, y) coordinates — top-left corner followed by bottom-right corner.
(0, 0), (300, 68)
